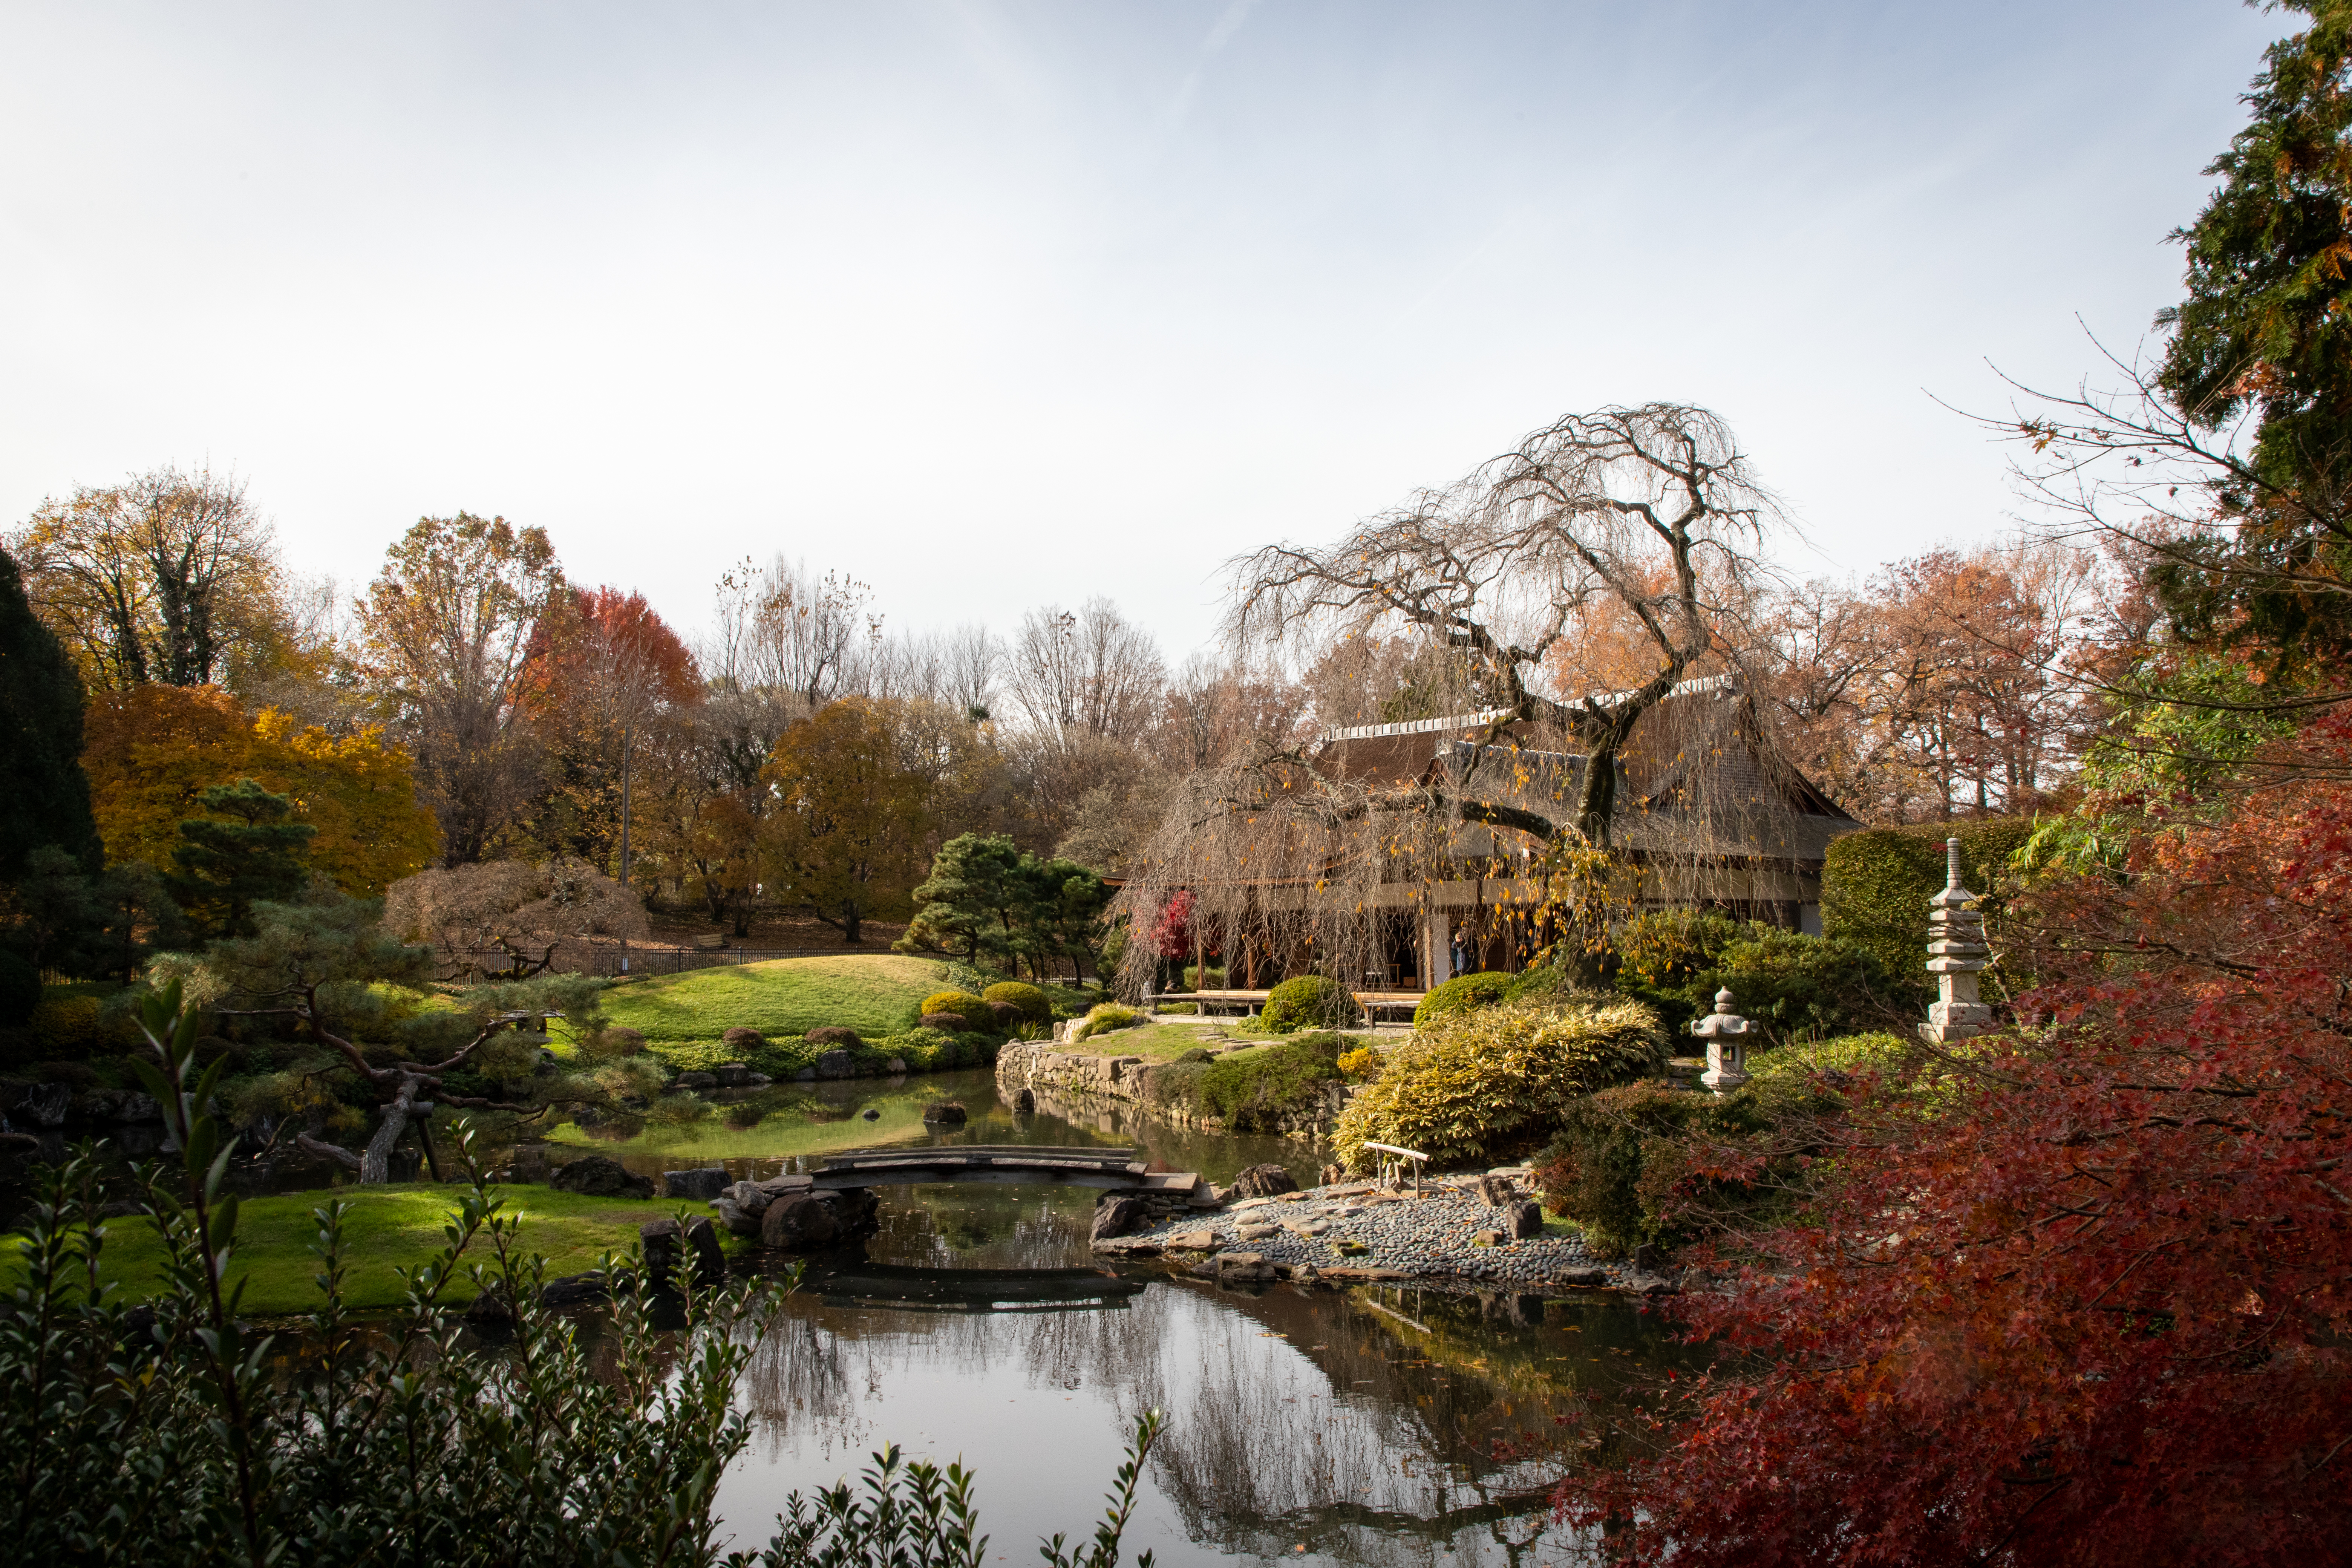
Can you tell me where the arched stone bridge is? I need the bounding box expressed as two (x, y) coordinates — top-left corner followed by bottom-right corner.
(810, 1145), (1210, 1204)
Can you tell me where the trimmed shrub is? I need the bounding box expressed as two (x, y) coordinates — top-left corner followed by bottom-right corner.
(1200, 1043), (1341, 1132)
(1612, 909), (1749, 994)
(982, 982), (1050, 1025)
(0, 955), (40, 1029)
(1333, 999), (1663, 1172)
(1412, 971), (1515, 1027)
(919, 1012), (970, 1032)
(1822, 816), (2035, 983)
(1261, 975), (1361, 1034)
(920, 990), (993, 1026)
(1335, 1046), (1382, 1082)
(1180, 964), (1226, 991)
(804, 1025), (860, 1047)
(28, 992), (107, 1058)
(1689, 930), (1905, 1046)
(721, 1025), (766, 1050)
(1072, 1002), (1143, 1040)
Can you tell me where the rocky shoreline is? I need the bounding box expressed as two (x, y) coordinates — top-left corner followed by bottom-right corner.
(1093, 1170), (1681, 1295)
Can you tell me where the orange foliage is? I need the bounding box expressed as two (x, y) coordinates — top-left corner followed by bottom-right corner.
(81, 685), (441, 897)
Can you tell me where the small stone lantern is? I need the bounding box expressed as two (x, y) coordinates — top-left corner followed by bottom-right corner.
(1691, 987), (1752, 1093)
(1919, 836), (1993, 1044)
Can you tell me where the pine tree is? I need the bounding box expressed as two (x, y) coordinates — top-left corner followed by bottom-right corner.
(168, 779), (315, 940)
(0, 547), (101, 879)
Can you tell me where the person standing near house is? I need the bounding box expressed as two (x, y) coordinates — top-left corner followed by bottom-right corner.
(1452, 922), (1472, 978)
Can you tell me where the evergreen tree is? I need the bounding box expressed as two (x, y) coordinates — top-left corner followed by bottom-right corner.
(168, 779), (315, 940)
(2158, 1), (2352, 665)
(0, 547), (101, 879)
(895, 833), (1029, 967)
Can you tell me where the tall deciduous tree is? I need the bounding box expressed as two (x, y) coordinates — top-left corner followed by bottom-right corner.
(1006, 597), (1167, 747)
(7, 467), (290, 691)
(355, 514), (563, 864)
(759, 699), (929, 944)
(0, 547), (101, 878)
(382, 858), (649, 982)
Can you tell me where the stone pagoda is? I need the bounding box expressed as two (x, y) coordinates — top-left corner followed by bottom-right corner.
(1919, 836), (1992, 1043)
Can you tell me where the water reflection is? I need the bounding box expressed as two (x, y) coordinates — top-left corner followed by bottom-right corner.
(694, 1071), (1694, 1567)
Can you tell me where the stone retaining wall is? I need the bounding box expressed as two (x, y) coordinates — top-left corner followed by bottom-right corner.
(993, 1041), (1346, 1141)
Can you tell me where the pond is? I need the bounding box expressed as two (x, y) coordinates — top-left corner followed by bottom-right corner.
(558, 1069), (1700, 1567)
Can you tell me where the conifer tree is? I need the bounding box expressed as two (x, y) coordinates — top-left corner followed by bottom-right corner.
(168, 779), (315, 939)
(0, 547), (101, 879)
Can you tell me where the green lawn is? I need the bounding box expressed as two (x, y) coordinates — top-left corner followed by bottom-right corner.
(5, 1186), (685, 1314)
(599, 954), (953, 1041)
(547, 1085), (949, 1163)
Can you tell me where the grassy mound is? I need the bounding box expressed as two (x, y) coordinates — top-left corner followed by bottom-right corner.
(4, 1186), (679, 1314)
(600, 955), (951, 1042)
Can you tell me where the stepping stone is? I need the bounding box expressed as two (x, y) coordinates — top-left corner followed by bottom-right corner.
(1165, 1230), (1219, 1250)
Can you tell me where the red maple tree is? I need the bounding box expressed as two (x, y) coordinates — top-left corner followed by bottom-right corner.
(1567, 713), (2352, 1565)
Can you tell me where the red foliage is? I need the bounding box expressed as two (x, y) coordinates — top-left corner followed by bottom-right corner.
(1149, 888), (1195, 959)
(1572, 714), (2352, 1566)
(519, 585), (699, 715)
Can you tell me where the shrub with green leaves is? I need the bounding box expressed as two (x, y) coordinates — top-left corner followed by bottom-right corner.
(0, 983), (1165, 1566)
(1260, 974), (1361, 1034)
(1073, 1002), (1143, 1040)
(1412, 971), (1514, 1027)
(1687, 929), (1905, 1045)
(981, 981), (1051, 1025)
(1332, 998), (1663, 1172)
(1821, 817), (2033, 983)
(919, 989), (994, 1027)
(1199, 1042), (1342, 1132)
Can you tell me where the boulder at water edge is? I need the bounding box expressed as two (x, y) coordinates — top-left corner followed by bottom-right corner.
(814, 1050), (855, 1079)
(1228, 1163), (1298, 1200)
(549, 1155), (653, 1197)
(760, 1193), (840, 1250)
(1508, 1200), (1544, 1239)
(640, 1217), (726, 1286)
(921, 1101), (967, 1125)
(1090, 1194), (1148, 1243)
(662, 1167), (731, 1200)
(19, 1083), (70, 1128)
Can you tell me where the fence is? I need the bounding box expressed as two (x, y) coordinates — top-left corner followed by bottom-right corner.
(449, 945), (843, 980)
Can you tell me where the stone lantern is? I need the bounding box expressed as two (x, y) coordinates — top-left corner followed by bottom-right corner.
(1919, 836), (1993, 1044)
(1691, 987), (1752, 1093)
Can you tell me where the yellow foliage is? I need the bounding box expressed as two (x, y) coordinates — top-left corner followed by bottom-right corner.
(1335, 1046), (1383, 1082)
(1332, 998), (1663, 1173)
(81, 684), (440, 897)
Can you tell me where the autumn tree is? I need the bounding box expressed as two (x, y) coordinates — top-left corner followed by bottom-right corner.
(5, 466), (291, 692)
(759, 698), (929, 944)
(517, 585), (700, 880)
(79, 683), (440, 899)
(1565, 710), (2352, 1566)
(355, 513), (563, 864)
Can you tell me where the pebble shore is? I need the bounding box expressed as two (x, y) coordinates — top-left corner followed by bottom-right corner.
(1094, 1173), (1678, 1294)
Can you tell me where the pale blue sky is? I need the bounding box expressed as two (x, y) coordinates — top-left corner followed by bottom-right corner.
(0, 2), (2287, 658)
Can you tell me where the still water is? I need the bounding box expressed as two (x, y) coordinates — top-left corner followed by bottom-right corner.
(564, 1070), (1694, 1568)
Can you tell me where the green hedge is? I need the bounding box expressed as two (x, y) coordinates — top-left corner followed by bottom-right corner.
(1821, 817), (2035, 983)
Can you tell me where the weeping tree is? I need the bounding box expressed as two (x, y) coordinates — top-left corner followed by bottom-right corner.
(159, 889), (636, 1182)
(1115, 403), (1802, 996)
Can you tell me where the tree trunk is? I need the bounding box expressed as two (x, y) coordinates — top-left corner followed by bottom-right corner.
(360, 1074), (424, 1184)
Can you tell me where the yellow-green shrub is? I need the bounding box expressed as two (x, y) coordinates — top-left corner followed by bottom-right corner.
(1335, 1046), (1382, 1082)
(1333, 998), (1663, 1173)
(982, 982), (1051, 1024)
(1072, 1002), (1142, 1040)
(920, 989), (992, 1024)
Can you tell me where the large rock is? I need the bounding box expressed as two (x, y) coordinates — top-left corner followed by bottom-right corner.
(1228, 1163), (1298, 1200)
(672, 1071), (718, 1092)
(1475, 1174), (1517, 1208)
(640, 1217), (726, 1286)
(539, 1272), (612, 1307)
(920, 1101), (967, 1125)
(1508, 1200), (1544, 1240)
(662, 1167), (731, 1200)
(711, 1197), (758, 1236)
(549, 1155), (654, 1198)
(19, 1083), (70, 1129)
(760, 1193), (841, 1250)
(117, 1092), (162, 1124)
(715, 1062), (754, 1087)
(1090, 1195), (1148, 1243)
(814, 1050), (855, 1080)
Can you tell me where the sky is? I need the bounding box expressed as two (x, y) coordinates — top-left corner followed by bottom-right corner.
(0, 1), (2289, 664)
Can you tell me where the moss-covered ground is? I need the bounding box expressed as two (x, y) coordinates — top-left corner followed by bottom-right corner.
(2, 1185), (686, 1314)
(597, 954), (952, 1042)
